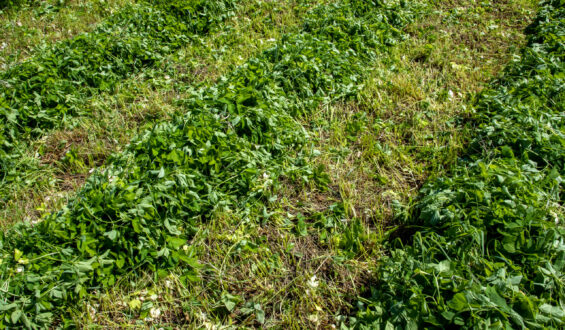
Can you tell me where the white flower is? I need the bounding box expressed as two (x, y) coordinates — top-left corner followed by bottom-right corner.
(87, 304), (97, 319)
(150, 307), (161, 319)
(16, 266), (24, 273)
(164, 280), (172, 288)
(307, 275), (319, 288)
(550, 211), (559, 224)
(448, 90), (454, 99)
(150, 294), (158, 301)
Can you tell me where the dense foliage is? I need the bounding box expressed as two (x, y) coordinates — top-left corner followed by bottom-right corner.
(0, 0), (417, 327)
(0, 0), (236, 199)
(355, 0), (565, 328)
(0, 0), (34, 10)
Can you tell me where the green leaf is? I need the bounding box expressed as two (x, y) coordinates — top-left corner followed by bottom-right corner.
(103, 230), (118, 241)
(221, 293), (241, 312)
(11, 309), (22, 324)
(167, 236), (186, 250)
(447, 293), (468, 312)
(14, 249), (23, 262)
(128, 299), (142, 310)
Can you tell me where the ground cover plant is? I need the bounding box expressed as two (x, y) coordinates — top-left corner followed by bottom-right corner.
(0, 0), (321, 228)
(354, 0), (565, 328)
(0, 0), (559, 328)
(0, 0), (420, 327)
(0, 0), (235, 138)
(0, 0), (237, 203)
(0, 0), (36, 10)
(0, 0), (135, 69)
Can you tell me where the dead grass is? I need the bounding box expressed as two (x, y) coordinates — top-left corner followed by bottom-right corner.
(74, 214), (376, 328)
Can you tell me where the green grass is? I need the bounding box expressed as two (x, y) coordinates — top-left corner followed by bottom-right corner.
(0, 0), (554, 328)
(64, 0), (538, 327)
(0, 0), (319, 228)
(0, 0), (416, 326)
(0, 0), (134, 68)
(354, 0), (565, 326)
(299, 0), (536, 225)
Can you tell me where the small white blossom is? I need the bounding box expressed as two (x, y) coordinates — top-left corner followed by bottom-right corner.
(87, 304), (96, 319)
(150, 307), (161, 319)
(16, 266), (24, 273)
(550, 211), (559, 224)
(307, 275), (319, 288)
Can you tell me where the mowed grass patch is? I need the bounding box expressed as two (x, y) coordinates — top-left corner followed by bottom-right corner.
(0, 0), (134, 68)
(72, 211), (375, 327)
(289, 0), (536, 224)
(355, 0), (565, 326)
(77, 1), (539, 327)
(0, 0), (321, 228)
(0, 1), (418, 326)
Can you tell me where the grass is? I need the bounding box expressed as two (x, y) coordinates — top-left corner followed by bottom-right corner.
(355, 0), (565, 325)
(1, 0), (551, 327)
(0, 0), (323, 228)
(0, 1), (411, 326)
(58, 0), (538, 327)
(301, 0), (537, 224)
(0, 0), (134, 68)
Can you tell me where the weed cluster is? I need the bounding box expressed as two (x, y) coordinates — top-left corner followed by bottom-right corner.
(355, 0), (565, 327)
(0, 0), (419, 327)
(0, 0), (235, 200)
